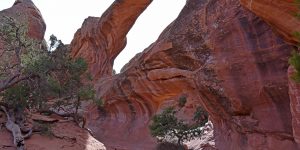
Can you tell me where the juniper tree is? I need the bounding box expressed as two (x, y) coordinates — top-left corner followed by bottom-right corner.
(0, 15), (97, 149)
(149, 96), (208, 145)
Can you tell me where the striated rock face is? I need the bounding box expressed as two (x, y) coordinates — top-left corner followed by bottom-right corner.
(241, 0), (300, 148)
(240, 0), (300, 44)
(74, 0), (300, 149)
(70, 0), (153, 80)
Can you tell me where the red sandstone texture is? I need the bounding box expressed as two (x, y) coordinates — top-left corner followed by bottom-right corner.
(69, 0), (300, 149)
(240, 0), (300, 44)
(242, 0), (300, 148)
(70, 0), (153, 80)
(288, 67), (300, 147)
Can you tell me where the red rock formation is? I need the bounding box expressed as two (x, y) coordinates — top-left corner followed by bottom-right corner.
(0, 0), (46, 41)
(240, 0), (300, 44)
(0, 0), (47, 92)
(73, 0), (300, 149)
(70, 0), (153, 80)
(241, 0), (300, 148)
(0, 0), (46, 58)
(0, 111), (106, 150)
(288, 67), (300, 147)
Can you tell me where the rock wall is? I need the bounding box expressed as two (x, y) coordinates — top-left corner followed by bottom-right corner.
(70, 0), (300, 149)
(240, 0), (300, 44)
(241, 0), (300, 148)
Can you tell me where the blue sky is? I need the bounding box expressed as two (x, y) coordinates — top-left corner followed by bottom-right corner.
(0, 0), (185, 72)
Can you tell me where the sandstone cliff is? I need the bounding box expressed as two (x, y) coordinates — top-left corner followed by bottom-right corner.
(69, 0), (300, 149)
(70, 0), (153, 80)
(0, 1), (105, 149)
(241, 0), (300, 148)
(1, 0), (300, 149)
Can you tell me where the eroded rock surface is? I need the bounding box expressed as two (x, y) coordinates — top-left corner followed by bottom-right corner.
(240, 0), (300, 44)
(72, 0), (300, 149)
(242, 0), (300, 148)
(0, 0), (46, 41)
(70, 0), (153, 80)
(288, 67), (300, 147)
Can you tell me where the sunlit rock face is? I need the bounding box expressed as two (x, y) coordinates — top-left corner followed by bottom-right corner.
(70, 0), (153, 80)
(71, 0), (300, 149)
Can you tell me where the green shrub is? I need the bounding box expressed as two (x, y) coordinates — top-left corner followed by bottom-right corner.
(178, 96), (187, 108)
(149, 107), (205, 145)
(193, 106), (209, 126)
(94, 98), (104, 108)
(289, 50), (300, 82)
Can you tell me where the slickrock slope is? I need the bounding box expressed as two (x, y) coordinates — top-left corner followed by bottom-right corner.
(70, 0), (153, 80)
(71, 0), (299, 149)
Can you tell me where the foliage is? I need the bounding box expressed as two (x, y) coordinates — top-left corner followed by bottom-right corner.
(1, 83), (30, 110)
(193, 106), (209, 126)
(178, 96), (187, 108)
(289, 50), (300, 82)
(0, 16), (97, 120)
(294, 0), (300, 19)
(78, 85), (95, 100)
(149, 106), (207, 145)
(94, 98), (104, 108)
(289, 1), (300, 82)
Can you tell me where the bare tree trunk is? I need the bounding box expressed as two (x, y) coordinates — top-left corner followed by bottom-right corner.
(1, 106), (32, 150)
